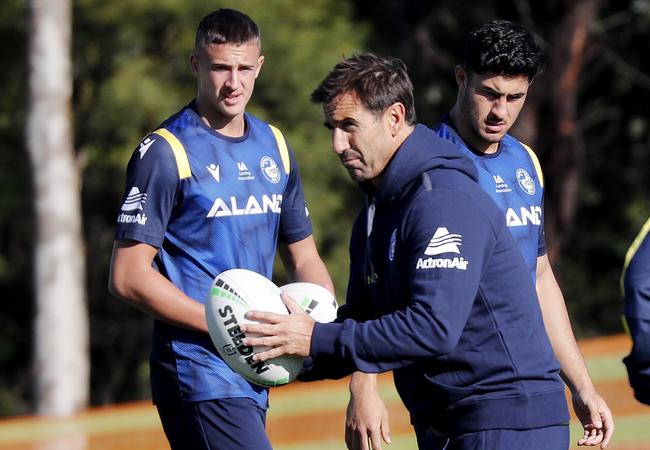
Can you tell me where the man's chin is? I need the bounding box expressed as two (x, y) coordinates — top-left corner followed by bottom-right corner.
(481, 131), (505, 143)
(346, 168), (368, 183)
(217, 99), (247, 116)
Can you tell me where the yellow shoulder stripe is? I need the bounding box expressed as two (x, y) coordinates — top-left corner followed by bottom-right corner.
(619, 218), (650, 295)
(620, 216), (650, 332)
(268, 124), (290, 174)
(521, 143), (544, 188)
(153, 128), (192, 179)
(622, 216), (650, 282)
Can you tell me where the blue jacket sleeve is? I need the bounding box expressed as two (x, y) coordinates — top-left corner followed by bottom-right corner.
(623, 227), (650, 404)
(624, 317), (650, 405)
(309, 187), (495, 377)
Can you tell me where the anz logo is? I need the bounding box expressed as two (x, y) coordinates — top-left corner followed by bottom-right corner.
(506, 206), (542, 227)
(207, 194), (283, 218)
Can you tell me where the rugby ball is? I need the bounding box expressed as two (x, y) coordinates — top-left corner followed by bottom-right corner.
(280, 282), (338, 323)
(205, 269), (304, 387)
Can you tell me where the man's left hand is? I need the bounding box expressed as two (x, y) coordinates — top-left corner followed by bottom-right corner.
(573, 387), (614, 448)
(241, 293), (315, 361)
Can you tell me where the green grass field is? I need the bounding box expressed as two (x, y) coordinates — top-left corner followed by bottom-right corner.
(0, 334), (647, 450)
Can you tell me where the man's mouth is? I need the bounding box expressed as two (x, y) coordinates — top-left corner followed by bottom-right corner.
(223, 93), (241, 105)
(340, 153), (359, 166)
(485, 121), (505, 133)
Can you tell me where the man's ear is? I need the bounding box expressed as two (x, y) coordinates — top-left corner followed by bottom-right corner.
(386, 102), (406, 137)
(455, 65), (467, 90)
(190, 52), (199, 76)
(255, 55), (265, 78)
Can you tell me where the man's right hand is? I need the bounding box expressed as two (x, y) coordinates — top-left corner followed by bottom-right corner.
(345, 372), (391, 450)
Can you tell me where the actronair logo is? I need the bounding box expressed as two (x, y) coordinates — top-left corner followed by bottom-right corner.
(416, 227), (468, 271)
(121, 187), (147, 211)
(207, 194), (283, 218)
(117, 187), (148, 226)
(424, 227), (462, 255)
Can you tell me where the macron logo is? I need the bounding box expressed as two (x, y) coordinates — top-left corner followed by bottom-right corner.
(121, 187), (147, 211)
(138, 137), (156, 159)
(207, 164), (220, 183)
(424, 227), (462, 255)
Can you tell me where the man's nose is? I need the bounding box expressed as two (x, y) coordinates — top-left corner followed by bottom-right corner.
(491, 97), (507, 119)
(331, 128), (348, 154)
(225, 69), (239, 89)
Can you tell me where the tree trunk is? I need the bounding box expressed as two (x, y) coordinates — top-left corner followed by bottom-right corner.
(27, 0), (89, 416)
(516, 0), (601, 262)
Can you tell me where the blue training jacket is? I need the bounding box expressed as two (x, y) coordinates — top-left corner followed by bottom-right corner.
(622, 217), (650, 405)
(302, 124), (569, 435)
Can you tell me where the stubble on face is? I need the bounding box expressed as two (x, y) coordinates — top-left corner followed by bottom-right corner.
(324, 92), (394, 185)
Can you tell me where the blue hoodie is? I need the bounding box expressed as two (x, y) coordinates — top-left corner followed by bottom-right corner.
(622, 217), (650, 405)
(303, 124), (569, 434)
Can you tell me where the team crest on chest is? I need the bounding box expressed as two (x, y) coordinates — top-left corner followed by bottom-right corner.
(260, 156), (281, 184)
(515, 168), (536, 195)
(388, 229), (397, 261)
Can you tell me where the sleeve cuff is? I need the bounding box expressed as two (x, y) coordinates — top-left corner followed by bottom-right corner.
(310, 321), (343, 359)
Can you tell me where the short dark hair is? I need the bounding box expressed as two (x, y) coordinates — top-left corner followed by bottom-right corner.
(311, 53), (417, 125)
(195, 8), (260, 51)
(462, 20), (544, 81)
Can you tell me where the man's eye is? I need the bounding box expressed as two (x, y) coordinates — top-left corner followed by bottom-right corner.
(483, 91), (499, 101)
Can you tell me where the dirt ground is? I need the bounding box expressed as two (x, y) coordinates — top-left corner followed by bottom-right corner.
(1, 333), (647, 450)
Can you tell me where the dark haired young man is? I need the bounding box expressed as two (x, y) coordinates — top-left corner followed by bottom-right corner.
(242, 53), (572, 450)
(436, 19), (613, 447)
(109, 8), (332, 449)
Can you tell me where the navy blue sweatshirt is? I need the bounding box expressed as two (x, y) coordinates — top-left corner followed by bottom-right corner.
(303, 124), (569, 434)
(622, 218), (650, 405)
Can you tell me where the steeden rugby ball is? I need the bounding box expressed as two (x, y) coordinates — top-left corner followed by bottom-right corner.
(205, 269), (304, 387)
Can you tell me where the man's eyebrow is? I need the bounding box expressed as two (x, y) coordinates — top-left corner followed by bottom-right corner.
(481, 85), (501, 95)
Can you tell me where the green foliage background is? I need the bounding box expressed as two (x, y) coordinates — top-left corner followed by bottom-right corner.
(1, 0), (649, 416)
